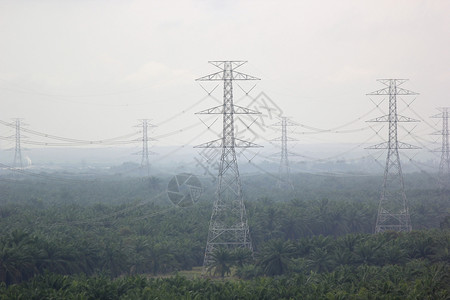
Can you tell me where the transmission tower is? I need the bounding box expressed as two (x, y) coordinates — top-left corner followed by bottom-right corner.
(367, 79), (419, 233)
(195, 61), (261, 268)
(13, 119), (25, 169)
(135, 119), (155, 176)
(272, 117), (297, 189)
(431, 107), (450, 192)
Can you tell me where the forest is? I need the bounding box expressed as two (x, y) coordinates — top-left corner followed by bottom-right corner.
(0, 172), (449, 299)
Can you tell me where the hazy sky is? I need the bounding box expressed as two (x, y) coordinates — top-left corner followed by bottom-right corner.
(0, 0), (449, 149)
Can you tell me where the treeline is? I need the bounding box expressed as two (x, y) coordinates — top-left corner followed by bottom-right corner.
(214, 230), (450, 278)
(1, 267), (448, 299)
(0, 204), (210, 285)
(0, 174), (449, 297)
(1, 198), (446, 284)
(1, 230), (449, 299)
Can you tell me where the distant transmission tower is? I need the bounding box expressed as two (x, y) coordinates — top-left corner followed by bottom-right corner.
(272, 117), (297, 189)
(195, 61), (261, 268)
(431, 107), (450, 192)
(13, 119), (25, 169)
(367, 79), (419, 233)
(135, 119), (155, 176)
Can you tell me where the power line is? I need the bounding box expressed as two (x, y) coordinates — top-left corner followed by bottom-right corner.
(0, 119), (139, 145)
(402, 98), (439, 132)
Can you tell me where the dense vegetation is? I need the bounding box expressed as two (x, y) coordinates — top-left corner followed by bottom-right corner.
(0, 172), (448, 298)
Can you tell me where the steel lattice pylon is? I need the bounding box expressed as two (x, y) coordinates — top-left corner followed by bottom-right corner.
(367, 79), (419, 233)
(272, 117), (298, 189)
(431, 107), (450, 192)
(13, 119), (24, 169)
(135, 119), (155, 176)
(195, 61), (261, 268)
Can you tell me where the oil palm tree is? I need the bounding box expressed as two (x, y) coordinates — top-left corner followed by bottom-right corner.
(307, 247), (335, 272)
(257, 239), (296, 276)
(232, 248), (253, 267)
(208, 247), (233, 277)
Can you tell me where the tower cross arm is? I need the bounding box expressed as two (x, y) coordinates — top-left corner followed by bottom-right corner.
(234, 138), (262, 148)
(196, 71), (226, 81)
(432, 130), (444, 135)
(208, 61), (248, 69)
(234, 105), (260, 114)
(196, 105), (223, 114)
(272, 120), (300, 126)
(367, 87), (418, 96)
(194, 139), (222, 148)
(271, 137), (298, 142)
(398, 142), (420, 149)
(133, 137), (157, 142)
(196, 105), (261, 115)
(377, 79), (409, 86)
(366, 142), (420, 149)
(367, 115), (419, 122)
(365, 142), (389, 149)
(231, 71), (260, 81)
(396, 87), (419, 95)
(367, 88), (390, 96)
(194, 139), (261, 149)
(397, 115), (419, 122)
(431, 112), (447, 119)
(196, 71), (260, 81)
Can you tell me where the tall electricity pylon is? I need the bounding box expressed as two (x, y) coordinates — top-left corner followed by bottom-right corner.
(195, 61), (261, 268)
(13, 119), (25, 169)
(431, 107), (450, 192)
(135, 119), (155, 176)
(367, 79), (419, 233)
(272, 117), (297, 189)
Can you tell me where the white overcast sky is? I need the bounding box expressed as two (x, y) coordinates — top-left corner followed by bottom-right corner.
(0, 0), (449, 148)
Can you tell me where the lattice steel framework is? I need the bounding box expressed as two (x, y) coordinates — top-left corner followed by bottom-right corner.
(13, 119), (24, 169)
(195, 61), (261, 268)
(367, 79), (419, 233)
(272, 117), (297, 189)
(135, 119), (155, 176)
(431, 107), (450, 192)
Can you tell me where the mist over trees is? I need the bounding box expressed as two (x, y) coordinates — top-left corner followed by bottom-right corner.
(0, 172), (448, 298)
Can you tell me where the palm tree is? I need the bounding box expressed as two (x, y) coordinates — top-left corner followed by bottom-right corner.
(8, 230), (30, 247)
(338, 234), (362, 253)
(232, 248), (253, 267)
(333, 247), (355, 266)
(129, 237), (150, 274)
(263, 207), (282, 240)
(36, 240), (73, 274)
(354, 239), (383, 266)
(430, 231), (450, 264)
(0, 236), (36, 284)
(280, 213), (300, 240)
(147, 242), (176, 275)
(208, 247), (233, 277)
(382, 243), (408, 265)
(310, 235), (334, 251)
(307, 247), (335, 272)
(257, 239), (296, 276)
(0, 241), (21, 284)
(345, 205), (369, 233)
(99, 240), (128, 277)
